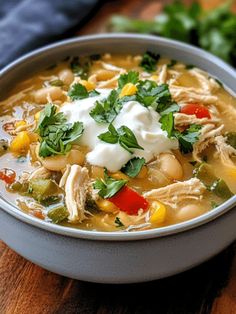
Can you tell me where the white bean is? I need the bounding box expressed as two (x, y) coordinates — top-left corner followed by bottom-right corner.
(159, 153), (183, 180)
(34, 86), (63, 103)
(41, 149), (85, 171)
(177, 204), (204, 222)
(58, 69), (74, 85)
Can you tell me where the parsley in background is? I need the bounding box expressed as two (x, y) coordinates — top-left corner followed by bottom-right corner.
(109, 1), (236, 67)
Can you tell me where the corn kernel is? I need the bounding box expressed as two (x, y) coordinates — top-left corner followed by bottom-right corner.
(15, 120), (26, 128)
(28, 131), (39, 143)
(10, 131), (31, 155)
(79, 80), (96, 91)
(110, 171), (129, 181)
(34, 111), (41, 121)
(119, 83), (137, 98)
(96, 199), (118, 213)
(150, 75), (158, 81)
(149, 201), (166, 224)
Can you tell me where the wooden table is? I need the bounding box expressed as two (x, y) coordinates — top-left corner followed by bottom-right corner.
(1, 1), (236, 313)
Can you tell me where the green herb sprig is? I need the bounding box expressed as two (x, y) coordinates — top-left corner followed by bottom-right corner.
(93, 169), (127, 198)
(68, 83), (100, 101)
(37, 104), (84, 157)
(109, 1), (236, 67)
(98, 124), (144, 154)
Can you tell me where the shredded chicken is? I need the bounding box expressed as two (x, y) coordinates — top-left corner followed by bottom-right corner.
(158, 64), (168, 84)
(100, 61), (124, 72)
(214, 135), (236, 166)
(28, 166), (51, 180)
(215, 100), (236, 122)
(59, 164), (89, 223)
(193, 124), (224, 161)
(174, 113), (219, 127)
(170, 85), (218, 105)
(143, 178), (206, 209)
(189, 68), (220, 93)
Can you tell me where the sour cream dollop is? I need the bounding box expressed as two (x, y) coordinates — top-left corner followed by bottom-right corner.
(61, 89), (178, 172)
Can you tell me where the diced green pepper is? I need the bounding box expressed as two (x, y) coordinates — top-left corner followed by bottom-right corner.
(29, 179), (60, 202)
(49, 79), (64, 87)
(194, 163), (234, 200)
(210, 179), (233, 200)
(47, 205), (69, 223)
(10, 181), (29, 194)
(194, 163), (216, 186)
(85, 195), (100, 214)
(226, 132), (236, 149)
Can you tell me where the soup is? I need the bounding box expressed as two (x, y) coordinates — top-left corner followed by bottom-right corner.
(0, 52), (235, 232)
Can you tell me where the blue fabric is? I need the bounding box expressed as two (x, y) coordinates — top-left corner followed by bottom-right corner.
(0, 0), (99, 68)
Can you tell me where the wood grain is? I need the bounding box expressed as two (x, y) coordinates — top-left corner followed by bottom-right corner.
(1, 0), (236, 313)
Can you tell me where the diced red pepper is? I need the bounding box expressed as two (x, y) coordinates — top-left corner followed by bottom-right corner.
(0, 168), (16, 184)
(109, 186), (149, 215)
(180, 103), (211, 119)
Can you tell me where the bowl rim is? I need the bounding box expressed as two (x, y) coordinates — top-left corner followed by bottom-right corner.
(0, 33), (236, 242)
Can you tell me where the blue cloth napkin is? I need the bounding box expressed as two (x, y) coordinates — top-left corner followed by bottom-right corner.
(0, 0), (99, 69)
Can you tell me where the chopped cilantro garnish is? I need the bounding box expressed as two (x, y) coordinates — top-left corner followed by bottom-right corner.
(167, 59), (177, 68)
(93, 169), (127, 198)
(98, 124), (144, 154)
(175, 124), (202, 154)
(185, 64), (195, 70)
(90, 90), (120, 123)
(121, 157), (145, 178)
(68, 83), (100, 101)
(136, 81), (179, 114)
(140, 51), (160, 72)
(118, 71), (139, 89)
(70, 56), (89, 79)
(37, 104), (84, 157)
(210, 201), (219, 209)
(160, 112), (174, 138)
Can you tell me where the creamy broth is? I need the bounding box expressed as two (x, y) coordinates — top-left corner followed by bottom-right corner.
(0, 53), (235, 232)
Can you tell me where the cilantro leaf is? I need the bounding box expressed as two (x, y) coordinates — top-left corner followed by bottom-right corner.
(90, 90), (120, 123)
(140, 51), (160, 72)
(70, 56), (89, 79)
(175, 124), (202, 153)
(117, 126), (144, 153)
(93, 169), (127, 198)
(121, 157), (145, 178)
(63, 121), (84, 145)
(136, 81), (179, 114)
(98, 124), (143, 154)
(68, 83), (100, 101)
(118, 71), (139, 89)
(37, 104), (84, 157)
(98, 123), (119, 144)
(160, 112), (174, 138)
(167, 59), (177, 68)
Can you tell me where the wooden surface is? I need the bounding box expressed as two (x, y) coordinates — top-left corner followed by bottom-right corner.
(1, 1), (236, 313)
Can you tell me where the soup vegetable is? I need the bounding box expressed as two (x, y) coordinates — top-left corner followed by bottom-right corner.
(0, 52), (235, 232)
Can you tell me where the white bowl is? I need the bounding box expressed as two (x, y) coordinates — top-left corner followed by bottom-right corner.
(0, 34), (236, 283)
